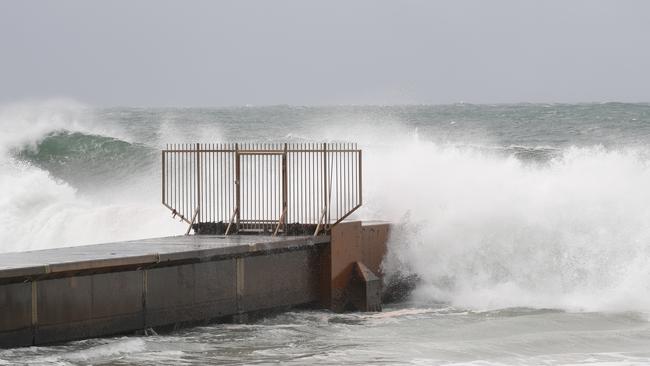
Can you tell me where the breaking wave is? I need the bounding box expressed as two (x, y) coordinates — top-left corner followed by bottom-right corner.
(15, 130), (155, 187)
(0, 101), (178, 253)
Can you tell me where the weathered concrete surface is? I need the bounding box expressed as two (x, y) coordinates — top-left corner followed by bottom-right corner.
(0, 223), (390, 348)
(145, 261), (238, 328)
(0, 235), (328, 283)
(0, 282), (32, 346)
(240, 250), (320, 312)
(0, 235), (329, 348)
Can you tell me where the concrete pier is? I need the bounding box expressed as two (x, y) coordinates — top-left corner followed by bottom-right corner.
(0, 221), (389, 348)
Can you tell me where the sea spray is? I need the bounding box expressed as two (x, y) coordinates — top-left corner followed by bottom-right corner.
(0, 101), (179, 252)
(370, 139), (650, 312)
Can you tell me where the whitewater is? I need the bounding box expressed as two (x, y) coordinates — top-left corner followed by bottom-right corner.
(3, 100), (650, 364)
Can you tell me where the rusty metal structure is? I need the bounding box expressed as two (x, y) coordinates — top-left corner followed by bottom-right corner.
(162, 143), (362, 235)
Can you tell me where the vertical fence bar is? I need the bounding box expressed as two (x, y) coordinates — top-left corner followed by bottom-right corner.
(229, 145), (232, 224)
(212, 144), (215, 223)
(235, 143), (240, 229)
(347, 144), (354, 214)
(216, 143), (220, 223)
(256, 145), (258, 228)
(322, 143), (328, 230)
(298, 144), (302, 224)
(183, 145), (186, 219)
(282, 143), (288, 231)
(338, 144), (342, 220)
(196, 143), (201, 223)
(174, 144), (178, 216)
(307, 142), (314, 223)
(255, 146), (258, 230)
(264, 151), (268, 230)
(358, 148), (363, 205)
(222, 144), (225, 222)
(162, 149), (166, 205)
(208, 144), (211, 222)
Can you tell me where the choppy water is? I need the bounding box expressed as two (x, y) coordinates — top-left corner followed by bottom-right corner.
(3, 101), (650, 364)
(3, 304), (650, 365)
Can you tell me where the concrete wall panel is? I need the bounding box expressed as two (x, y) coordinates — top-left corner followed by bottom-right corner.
(146, 260), (238, 327)
(146, 265), (195, 310)
(0, 282), (31, 331)
(241, 249), (318, 312)
(194, 259), (237, 304)
(0, 230), (388, 347)
(0, 282), (32, 347)
(0, 329), (32, 348)
(37, 276), (92, 326)
(92, 271), (143, 318)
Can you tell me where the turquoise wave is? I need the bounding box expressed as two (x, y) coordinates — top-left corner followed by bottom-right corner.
(13, 130), (157, 186)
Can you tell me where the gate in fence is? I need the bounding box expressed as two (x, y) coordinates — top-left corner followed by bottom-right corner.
(162, 143), (362, 235)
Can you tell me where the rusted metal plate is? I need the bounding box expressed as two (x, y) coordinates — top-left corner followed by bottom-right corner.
(361, 221), (390, 276)
(327, 221), (363, 312)
(321, 221), (390, 312)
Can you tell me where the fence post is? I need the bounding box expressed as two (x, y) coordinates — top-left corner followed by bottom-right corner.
(322, 143), (328, 232)
(235, 143), (241, 230)
(358, 148), (362, 205)
(196, 143), (201, 223)
(162, 146), (166, 205)
(282, 143), (288, 232)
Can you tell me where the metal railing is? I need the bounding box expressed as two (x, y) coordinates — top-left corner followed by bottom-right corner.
(162, 143), (362, 235)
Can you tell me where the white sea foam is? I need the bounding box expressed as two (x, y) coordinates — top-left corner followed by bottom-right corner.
(0, 101), (181, 252)
(361, 135), (650, 312)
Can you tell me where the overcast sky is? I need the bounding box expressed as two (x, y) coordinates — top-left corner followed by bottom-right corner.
(1, 1), (650, 106)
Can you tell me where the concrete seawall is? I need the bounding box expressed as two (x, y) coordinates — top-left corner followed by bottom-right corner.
(0, 221), (389, 348)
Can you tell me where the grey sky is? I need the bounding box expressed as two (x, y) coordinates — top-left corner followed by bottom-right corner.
(1, 0), (650, 106)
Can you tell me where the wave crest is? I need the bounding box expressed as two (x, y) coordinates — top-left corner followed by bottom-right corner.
(14, 130), (155, 185)
(0, 101), (179, 253)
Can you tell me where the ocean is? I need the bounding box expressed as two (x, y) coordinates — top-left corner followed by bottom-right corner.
(2, 101), (650, 365)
